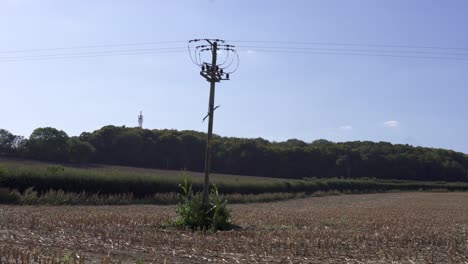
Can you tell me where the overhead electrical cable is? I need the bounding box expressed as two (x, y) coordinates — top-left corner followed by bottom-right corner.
(0, 47), (186, 61)
(236, 48), (468, 61)
(236, 45), (468, 57)
(2, 39), (468, 62)
(228, 40), (468, 51)
(0, 49), (186, 62)
(0, 40), (186, 54)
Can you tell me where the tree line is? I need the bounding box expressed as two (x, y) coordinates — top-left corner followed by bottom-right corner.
(1, 126), (467, 182)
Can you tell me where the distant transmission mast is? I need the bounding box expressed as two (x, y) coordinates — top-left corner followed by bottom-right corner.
(138, 111), (143, 128)
(187, 38), (239, 209)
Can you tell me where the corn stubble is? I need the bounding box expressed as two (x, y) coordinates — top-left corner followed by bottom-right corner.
(0, 192), (466, 263)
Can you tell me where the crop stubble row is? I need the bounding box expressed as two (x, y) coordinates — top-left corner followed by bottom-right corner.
(0, 192), (466, 263)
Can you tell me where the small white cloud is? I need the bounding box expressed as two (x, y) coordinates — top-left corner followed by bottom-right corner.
(339, 125), (353, 131)
(247, 50), (255, 54)
(384, 120), (399, 128)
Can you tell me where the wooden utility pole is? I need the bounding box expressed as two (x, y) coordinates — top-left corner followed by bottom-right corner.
(188, 39), (237, 209)
(202, 41), (218, 207)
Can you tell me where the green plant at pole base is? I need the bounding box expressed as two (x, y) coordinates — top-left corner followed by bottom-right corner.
(174, 177), (231, 232)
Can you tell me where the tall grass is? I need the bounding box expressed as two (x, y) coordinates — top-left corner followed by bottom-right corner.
(0, 162), (468, 205)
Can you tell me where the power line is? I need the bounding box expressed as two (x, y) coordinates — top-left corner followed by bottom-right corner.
(3, 39), (468, 56)
(229, 40), (468, 51)
(2, 39), (468, 63)
(236, 45), (468, 57)
(3, 47), (467, 63)
(2, 47), (467, 63)
(237, 48), (468, 61)
(0, 49), (186, 62)
(0, 47), (186, 61)
(0, 40), (186, 54)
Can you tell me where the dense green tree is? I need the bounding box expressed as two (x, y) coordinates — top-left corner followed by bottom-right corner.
(112, 130), (143, 164)
(0, 129), (25, 156)
(156, 132), (182, 169)
(26, 127), (69, 162)
(0, 129), (15, 155)
(68, 137), (96, 164)
(1, 126), (467, 182)
(179, 132), (205, 170)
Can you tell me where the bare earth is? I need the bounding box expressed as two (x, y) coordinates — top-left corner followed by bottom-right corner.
(0, 192), (467, 263)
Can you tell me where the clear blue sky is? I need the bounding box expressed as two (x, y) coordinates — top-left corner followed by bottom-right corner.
(1, 0), (468, 153)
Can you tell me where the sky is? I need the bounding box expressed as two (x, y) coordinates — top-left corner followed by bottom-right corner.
(1, 0), (468, 153)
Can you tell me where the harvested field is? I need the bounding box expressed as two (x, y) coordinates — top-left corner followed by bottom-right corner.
(0, 192), (467, 263)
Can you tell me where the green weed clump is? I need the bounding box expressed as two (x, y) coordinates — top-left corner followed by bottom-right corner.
(0, 165), (6, 177)
(0, 188), (21, 204)
(46, 165), (65, 174)
(173, 179), (231, 231)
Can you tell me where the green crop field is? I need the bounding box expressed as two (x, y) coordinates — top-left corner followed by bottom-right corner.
(1, 157), (468, 206)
